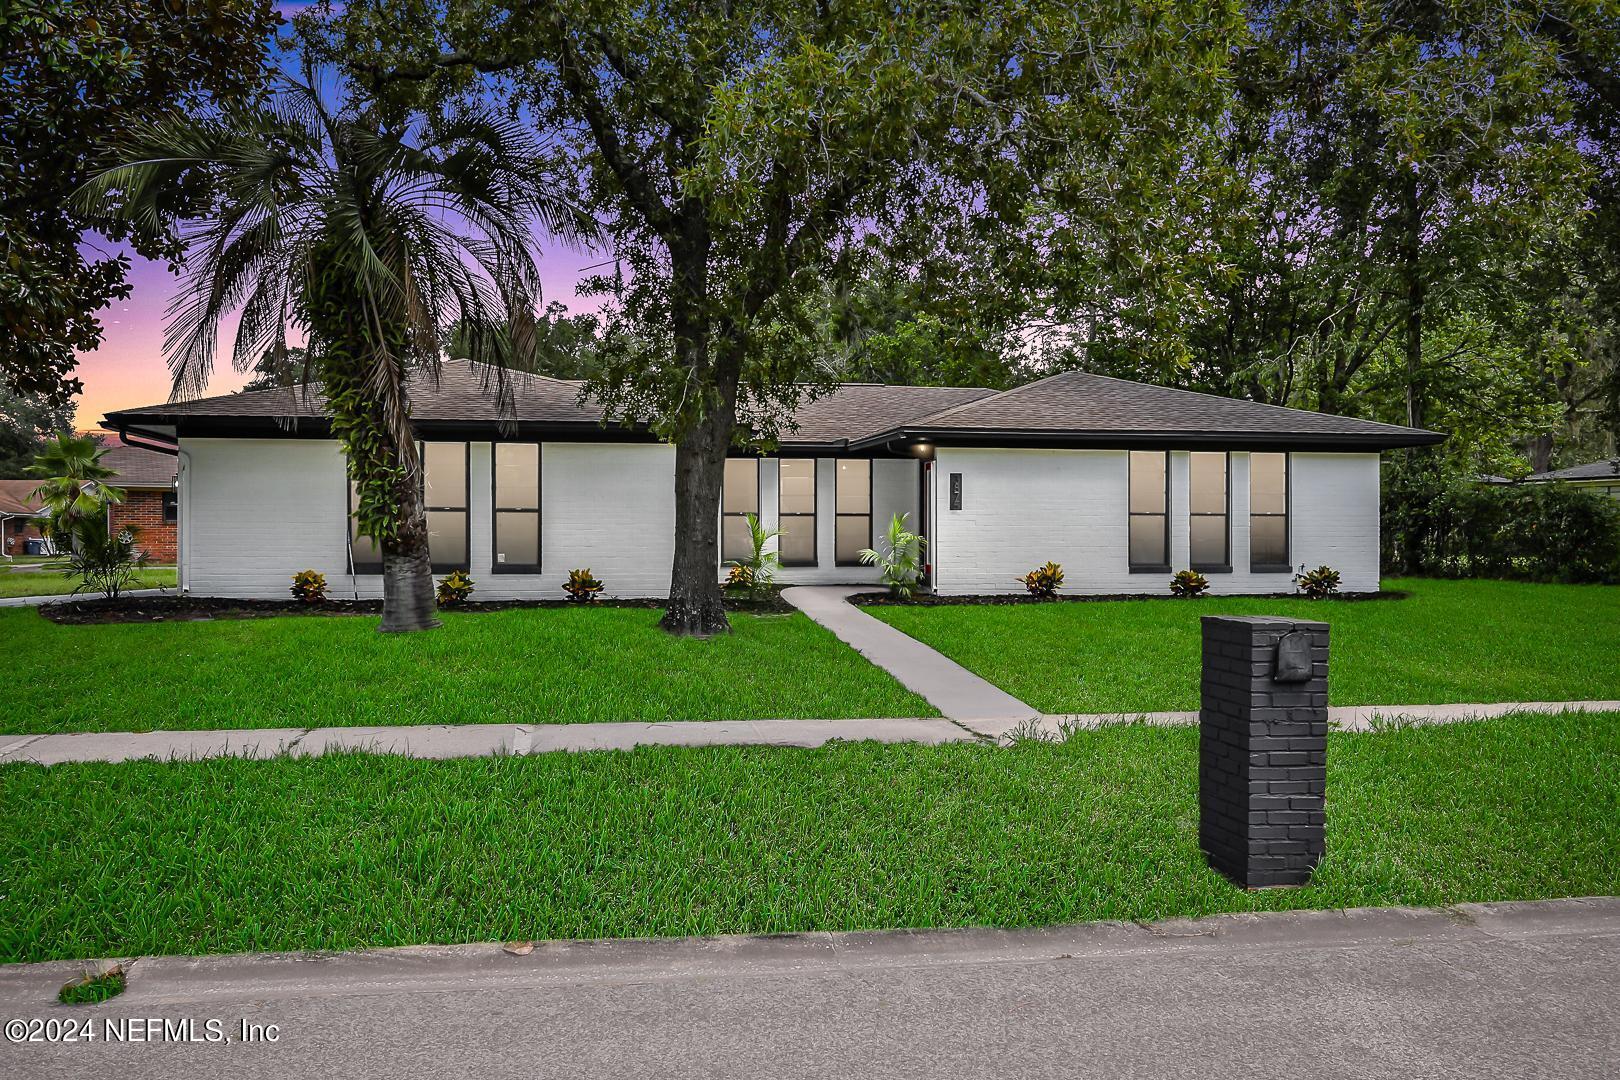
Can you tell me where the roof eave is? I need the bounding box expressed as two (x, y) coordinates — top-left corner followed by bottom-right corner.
(848, 426), (1447, 452)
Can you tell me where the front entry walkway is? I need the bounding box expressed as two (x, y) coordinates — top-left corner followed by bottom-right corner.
(781, 586), (1041, 725)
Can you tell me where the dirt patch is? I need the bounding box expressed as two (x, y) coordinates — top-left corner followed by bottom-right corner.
(850, 589), (1406, 608)
(40, 589), (794, 625)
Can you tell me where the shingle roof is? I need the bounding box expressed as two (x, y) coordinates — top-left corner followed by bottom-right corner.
(891, 370), (1439, 445)
(94, 438), (177, 488)
(104, 360), (1442, 450)
(0, 480), (45, 517)
(1528, 459), (1620, 482)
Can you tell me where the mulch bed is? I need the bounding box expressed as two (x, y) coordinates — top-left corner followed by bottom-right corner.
(850, 589), (1405, 607)
(40, 589), (795, 625)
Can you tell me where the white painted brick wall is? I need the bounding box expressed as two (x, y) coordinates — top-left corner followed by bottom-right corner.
(178, 439), (1378, 600)
(932, 448), (1381, 595)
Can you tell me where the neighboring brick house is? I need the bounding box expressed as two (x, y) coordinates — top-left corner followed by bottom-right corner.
(0, 480), (47, 558)
(98, 438), (180, 564)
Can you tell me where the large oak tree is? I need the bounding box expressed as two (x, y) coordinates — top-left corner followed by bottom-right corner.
(314, 0), (1243, 634)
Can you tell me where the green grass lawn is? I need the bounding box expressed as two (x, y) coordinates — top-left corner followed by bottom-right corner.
(2, 711), (1614, 964)
(0, 606), (932, 734)
(0, 566), (176, 599)
(867, 578), (1620, 713)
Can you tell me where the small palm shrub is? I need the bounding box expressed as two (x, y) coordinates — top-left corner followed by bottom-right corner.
(290, 570), (328, 605)
(1295, 565), (1341, 599)
(53, 517), (150, 600)
(1170, 569), (1210, 597)
(564, 568), (604, 602)
(725, 513), (780, 597)
(436, 570), (475, 606)
(860, 513), (927, 598)
(1020, 561), (1064, 599)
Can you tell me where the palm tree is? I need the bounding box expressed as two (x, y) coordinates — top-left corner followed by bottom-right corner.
(80, 70), (594, 631)
(28, 433), (124, 549)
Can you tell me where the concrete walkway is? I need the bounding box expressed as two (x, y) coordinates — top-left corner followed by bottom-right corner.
(782, 586), (1039, 723)
(3, 898), (1617, 1078)
(3, 699), (1616, 766)
(0, 588), (169, 609)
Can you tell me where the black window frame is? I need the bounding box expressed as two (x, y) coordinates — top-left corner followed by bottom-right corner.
(421, 441), (472, 574)
(1189, 450), (1232, 574)
(777, 457), (818, 567)
(491, 441), (542, 575)
(834, 458), (873, 567)
(1248, 451), (1291, 574)
(1128, 450), (1171, 574)
(347, 441), (471, 574)
(161, 490), (178, 525)
(720, 457), (762, 564)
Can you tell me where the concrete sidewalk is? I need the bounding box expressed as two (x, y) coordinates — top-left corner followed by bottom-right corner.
(0, 588), (169, 609)
(782, 585), (1039, 723)
(2, 699), (1615, 766)
(3, 898), (1617, 1078)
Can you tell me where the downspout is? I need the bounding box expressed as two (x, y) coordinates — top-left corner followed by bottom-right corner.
(174, 446), (192, 594)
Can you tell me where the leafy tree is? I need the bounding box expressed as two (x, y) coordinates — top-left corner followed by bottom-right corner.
(241, 346), (310, 393)
(82, 71), (594, 631)
(319, 0), (1243, 634)
(26, 433), (123, 547)
(0, 388), (75, 478)
(1, 0), (279, 407)
(449, 301), (605, 379)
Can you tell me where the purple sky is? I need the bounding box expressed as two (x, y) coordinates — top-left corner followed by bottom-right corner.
(75, 1), (602, 430)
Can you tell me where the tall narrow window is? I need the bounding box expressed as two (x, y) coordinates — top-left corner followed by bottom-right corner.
(348, 478), (382, 573)
(1189, 451), (1230, 571)
(423, 441), (469, 571)
(778, 458), (817, 566)
(493, 443), (541, 573)
(721, 458), (759, 563)
(1250, 452), (1289, 572)
(835, 459), (872, 566)
(1128, 451), (1169, 571)
(161, 491), (178, 524)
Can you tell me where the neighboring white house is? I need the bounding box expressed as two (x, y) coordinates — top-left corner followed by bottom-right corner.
(103, 363), (1442, 599)
(1519, 459), (1620, 500)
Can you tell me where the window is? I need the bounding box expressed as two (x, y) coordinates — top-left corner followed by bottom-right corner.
(352, 443), (468, 573)
(721, 458), (759, 563)
(835, 459), (872, 566)
(1189, 451), (1230, 571)
(1249, 452), (1289, 572)
(348, 477), (382, 573)
(1128, 451), (1169, 571)
(777, 458), (817, 566)
(422, 442), (469, 571)
(161, 491), (178, 524)
(493, 443), (541, 572)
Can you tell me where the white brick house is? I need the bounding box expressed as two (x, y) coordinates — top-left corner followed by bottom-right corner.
(104, 364), (1441, 599)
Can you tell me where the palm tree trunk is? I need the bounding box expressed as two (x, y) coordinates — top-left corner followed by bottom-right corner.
(377, 457), (440, 633)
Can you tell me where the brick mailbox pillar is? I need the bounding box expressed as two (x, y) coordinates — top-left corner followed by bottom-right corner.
(1198, 615), (1329, 888)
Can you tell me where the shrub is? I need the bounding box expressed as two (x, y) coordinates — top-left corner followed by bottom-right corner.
(1382, 452), (1620, 583)
(1295, 565), (1341, 599)
(290, 570), (328, 605)
(1020, 561), (1064, 599)
(564, 568), (604, 603)
(51, 517), (150, 600)
(861, 513), (927, 598)
(436, 570), (475, 606)
(725, 513), (779, 597)
(1169, 569), (1210, 597)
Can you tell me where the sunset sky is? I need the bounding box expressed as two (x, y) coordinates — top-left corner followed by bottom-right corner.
(75, 0), (606, 431)
(75, 240), (600, 430)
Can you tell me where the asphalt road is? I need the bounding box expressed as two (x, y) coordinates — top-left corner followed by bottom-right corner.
(2, 899), (1616, 1079)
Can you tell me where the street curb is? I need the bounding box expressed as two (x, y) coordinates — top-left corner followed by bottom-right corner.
(3, 897), (1616, 1009)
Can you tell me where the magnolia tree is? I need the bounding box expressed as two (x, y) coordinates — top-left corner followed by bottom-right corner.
(314, 0), (1243, 634)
